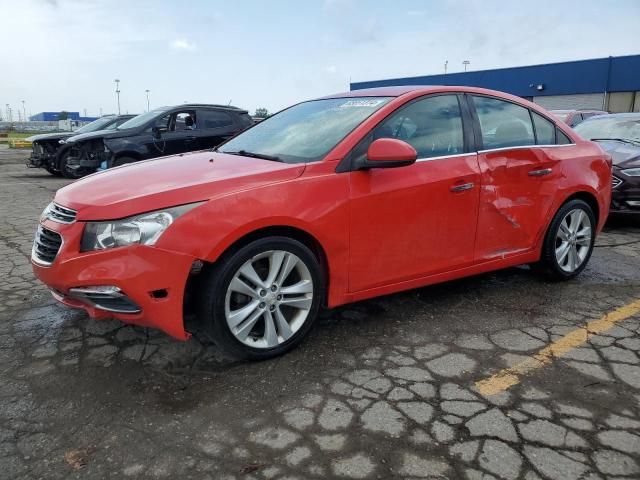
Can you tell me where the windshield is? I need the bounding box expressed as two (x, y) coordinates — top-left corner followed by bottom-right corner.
(574, 116), (640, 143)
(74, 116), (117, 134)
(117, 109), (170, 130)
(219, 97), (393, 163)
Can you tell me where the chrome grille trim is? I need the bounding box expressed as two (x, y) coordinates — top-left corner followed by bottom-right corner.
(32, 225), (63, 266)
(47, 203), (77, 223)
(612, 176), (623, 189)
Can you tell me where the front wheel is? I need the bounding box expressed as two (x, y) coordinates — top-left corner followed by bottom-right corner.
(198, 237), (323, 360)
(536, 199), (596, 280)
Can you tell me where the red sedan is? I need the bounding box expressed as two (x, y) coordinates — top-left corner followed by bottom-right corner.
(32, 86), (611, 359)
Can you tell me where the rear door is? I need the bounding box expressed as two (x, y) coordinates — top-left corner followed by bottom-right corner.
(469, 95), (562, 261)
(348, 94), (481, 292)
(195, 109), (238, 149)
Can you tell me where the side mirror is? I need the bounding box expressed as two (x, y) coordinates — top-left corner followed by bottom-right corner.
(152, 126), (161, 139)
(359, 138), (417, 170)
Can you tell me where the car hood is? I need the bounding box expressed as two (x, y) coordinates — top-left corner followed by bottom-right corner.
(26, 131), (75, 142)
(65, 129), (123, 143)
(595, 140), (640, 169)
(64, 128), (132, 144)
(54, 150), (306, 220)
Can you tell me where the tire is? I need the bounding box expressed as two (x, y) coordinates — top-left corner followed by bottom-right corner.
(198, 236), (324, 360)
(44, 165), (62, 176)
(112, 156), (137, 168)
(536, 199), (596, 281)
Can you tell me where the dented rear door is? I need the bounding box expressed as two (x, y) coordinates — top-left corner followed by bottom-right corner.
(474, 146), (560, 261)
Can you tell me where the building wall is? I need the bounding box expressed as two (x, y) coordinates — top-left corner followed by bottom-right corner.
(351, 55), (640, 113)
(533, 93), (605, 111)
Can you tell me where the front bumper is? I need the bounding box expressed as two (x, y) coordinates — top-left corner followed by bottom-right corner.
(611, 171), (640, 215)
(27, 152), (53, 168)
(31, 218), (197, 340)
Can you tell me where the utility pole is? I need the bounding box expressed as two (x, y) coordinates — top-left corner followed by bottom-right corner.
(5, 104), (9, 121)
(444, 60), (448, 74)
(22, 100), (26, 121)
(463, 60), (470, 72)
(145, 89), (150, 112)
(114, 79), (121, 115)
(99, 107), (103, 117)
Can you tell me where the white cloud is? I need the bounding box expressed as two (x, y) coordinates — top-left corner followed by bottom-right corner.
(170, 38), (196, 51)
(326, 65), (337, 74)
(407, 10), (427, 16)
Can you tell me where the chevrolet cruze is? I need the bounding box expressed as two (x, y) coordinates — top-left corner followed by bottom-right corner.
(32, 86), (611, 359)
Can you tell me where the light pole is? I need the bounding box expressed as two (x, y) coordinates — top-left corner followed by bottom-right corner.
(463, 60), (470, 72)
(114, 79), (121, 115)
(22, 100), (26, 122)
(145, 89), (150, 111)
(5, 104), (9, 121)
(444, 60), (448, 74)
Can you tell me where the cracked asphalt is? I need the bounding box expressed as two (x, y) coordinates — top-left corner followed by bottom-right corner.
(1, 145), (640, 480)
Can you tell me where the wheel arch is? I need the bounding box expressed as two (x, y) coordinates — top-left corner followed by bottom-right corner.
(206, 224), (330, 304)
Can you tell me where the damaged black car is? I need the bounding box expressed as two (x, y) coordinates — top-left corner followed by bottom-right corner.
(26, 115), (134, 176)
(58, 104), (253, 178)
(575, 113), (640, 216)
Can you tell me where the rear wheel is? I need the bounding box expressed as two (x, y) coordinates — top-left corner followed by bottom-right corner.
(198, 237), (323, 360)
(536, 199), (596, 280)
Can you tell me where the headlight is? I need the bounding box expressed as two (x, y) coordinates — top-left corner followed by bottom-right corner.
(59, 139), (66, 144)
(621, 168), (640, 177)
(80, 202), (204, 251)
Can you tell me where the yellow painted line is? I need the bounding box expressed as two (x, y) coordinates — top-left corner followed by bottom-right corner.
(475, 298), (640, 396)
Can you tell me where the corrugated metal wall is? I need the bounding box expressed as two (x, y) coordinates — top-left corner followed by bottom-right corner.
(533, 93), (605, 110)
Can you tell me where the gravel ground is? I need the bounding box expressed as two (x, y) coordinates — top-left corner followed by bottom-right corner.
(1, 146), (640, 480)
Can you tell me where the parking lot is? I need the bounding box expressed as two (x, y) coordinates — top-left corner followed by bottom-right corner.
(1, 145), (640, 479)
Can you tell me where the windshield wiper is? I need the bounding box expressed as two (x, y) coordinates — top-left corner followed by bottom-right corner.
(221, 150), (282, 161)
(591, 138), (640, 146)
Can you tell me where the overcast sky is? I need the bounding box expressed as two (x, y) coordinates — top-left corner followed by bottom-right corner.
(1, 0), (638, 118)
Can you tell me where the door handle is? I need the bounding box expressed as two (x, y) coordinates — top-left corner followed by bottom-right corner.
(528, 168), (552, 177)
(450, 182), (475, 192)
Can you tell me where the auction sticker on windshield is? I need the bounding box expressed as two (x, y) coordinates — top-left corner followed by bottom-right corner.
(339, 99), (387, 108)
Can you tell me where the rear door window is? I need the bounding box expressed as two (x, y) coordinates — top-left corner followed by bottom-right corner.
(473, 96), (535, 149)
(200, 110), (234, 129)
(532, 112), (556, 145)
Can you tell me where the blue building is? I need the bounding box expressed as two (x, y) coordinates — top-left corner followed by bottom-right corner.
(30, 111), (81, 121)
(29, 112), (99, 122)
(351, 54), (640, 113)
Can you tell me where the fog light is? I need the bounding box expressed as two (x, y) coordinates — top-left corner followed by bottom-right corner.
(68, 285), (141, 313)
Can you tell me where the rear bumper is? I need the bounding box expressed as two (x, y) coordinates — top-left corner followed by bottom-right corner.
(31, 219), (197, 340)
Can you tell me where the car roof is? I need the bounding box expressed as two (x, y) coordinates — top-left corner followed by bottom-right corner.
(316, 85), (537, 101)
(157, 104), (247, 113)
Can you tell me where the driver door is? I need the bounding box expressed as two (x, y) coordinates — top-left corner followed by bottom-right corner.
(348, 94), (481, 292)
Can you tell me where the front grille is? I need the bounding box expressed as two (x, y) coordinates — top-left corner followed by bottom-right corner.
(47, 203), (77, 223)
(32, 226), (62, 265)
(612, 176), (623, 189)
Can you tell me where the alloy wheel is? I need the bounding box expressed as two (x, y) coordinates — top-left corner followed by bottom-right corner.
(554, 208), (593, 273)
(224, 250), (314, 349)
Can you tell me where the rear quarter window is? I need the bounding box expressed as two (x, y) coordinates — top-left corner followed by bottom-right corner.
(532, 112), (555, 145)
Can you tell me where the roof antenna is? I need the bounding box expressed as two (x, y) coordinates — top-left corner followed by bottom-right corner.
(228, 99), (232, 106)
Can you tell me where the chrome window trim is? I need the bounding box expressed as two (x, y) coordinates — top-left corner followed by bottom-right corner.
(478, 144), (576, 154)
(415, 152), (473, 163)
(412, 143), (575, 163)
